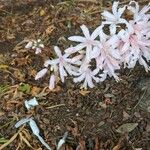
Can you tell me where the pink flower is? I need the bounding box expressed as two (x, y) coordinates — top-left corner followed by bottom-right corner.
(67, 25), (101, 61)
(44, 46), (81, 83)
(73, 67), (100, 89)
(118, 23), (150, 71)
(128, 1), (150, 22)
(95, 30), (121, 81)
(25, 39), (44, 54)
(102, 1), (127, 34)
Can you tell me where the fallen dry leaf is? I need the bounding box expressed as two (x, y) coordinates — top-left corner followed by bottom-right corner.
(79, 89), (90, 96)
(116, 123), (138, 134)
(30, 86), (41, 96)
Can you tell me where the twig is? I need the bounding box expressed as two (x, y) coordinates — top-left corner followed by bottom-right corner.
(133, 89), (147, 110)
(46, 104), (65, 109)
(0, 126), (24, 150)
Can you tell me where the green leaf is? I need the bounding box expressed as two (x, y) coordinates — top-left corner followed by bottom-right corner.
(0, 85), (9, 94)
(0, 138), (9, 144)
(116, 123), (138, 133)
(18, 83), (31, 93)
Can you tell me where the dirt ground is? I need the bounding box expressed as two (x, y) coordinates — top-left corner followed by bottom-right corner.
(0, 0), (150, 150)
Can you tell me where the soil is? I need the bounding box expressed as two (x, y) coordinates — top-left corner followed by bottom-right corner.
(0, 0), (150, 150)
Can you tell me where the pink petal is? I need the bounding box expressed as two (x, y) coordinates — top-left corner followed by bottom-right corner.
(74, 73), (86, 83)
(109, 24), (117, 35)
(86, 75), (94, 88)
(118, 6), (126, 18)
(54, 46), (62, 57)
(80, 25), (90, 38)
(65, 46), (77, 54)
(112, 1), (119, 17)
(121, 42), (130, 54)
(102, 11), (116, 22)
(59, 64), (67, 82)
(49, 74), (55, 90)
(35, 48), (41, 54)
(91, 26), (102, 40)
(90, 46), (100, 59)
(25, 41), (33, 49)
(35, 68), (48, 80)
(85, 45), (92, 61)
(68, 36), (86, 42)
(44, 59), (59, 67)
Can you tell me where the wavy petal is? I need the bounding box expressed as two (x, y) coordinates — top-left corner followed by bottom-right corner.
(49, 74), (55, 90)
(25, 41), (33, 49)
(68, 36), (86, 42)
(74, 73), (86, 83)
(86, 74), (94, 88)
(44, 59), (59, 67)
(59, 64), (67, 82)
(112, 1), (119, 17)
(35, 68), (47, 80)
(54, 46), (62, 57)
(102, 11), (116, 22)
(80, 25), (90, 38)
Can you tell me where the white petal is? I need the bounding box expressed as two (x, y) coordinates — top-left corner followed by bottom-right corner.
(118, 6), (126, 18)
(66, 55), (83, 63)
(109, 48), (121, 59)
(44, 59), (59, 67)
(74, 43), (86, 51)
(37, 135), (51, 150)
(15, 118), (30, 128)
(86, 74), (94, 88)
(54, 46), (62, 57)
(37, 39), (41, 42)
(102, 11), (116, 22)
(73, 73), (86, 83)
(85, 45), (92, 61)
(82, 79), (88, 89)
(35, 68), (48, 80)
(109, 24), (117, 35)
(25, 97), (38, 110)
(49, 74), (55, 90)
(107, 35), (119, 47)
(29, 119), (40, 136)
(91, 26), (102, 40)
(68, 36), (86, 42)
(139, 57), (150, 72)
(57, 132), (68, 150)
(142, 47), (150, 61)
(121, 42), (130, 54)
(35, 48), (41, 54)
(92, 68), (100, 75)
(65, 46), (77, 54)
(90, 46), (100, 59)
(39, 43), (44, 48)
(25, 41), (33, 49)
(29, 119), (51, 150)
(112, 1), (119, 17)
(80, 24), (90, 38)
(59, 64), (67, 82)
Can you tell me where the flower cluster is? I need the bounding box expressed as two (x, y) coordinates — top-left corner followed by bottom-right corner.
(25, 39), (44, 54)
(34, 1), (150, 89)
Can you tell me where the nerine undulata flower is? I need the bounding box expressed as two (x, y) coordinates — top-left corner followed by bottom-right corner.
(101, 1), (127, 34)
(35, 46), (82, 89)
(128, 1), (150, 22)
(118, 23), (150, 71)
(67, 24), (101, 61)
(25, 39), (44, 54)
